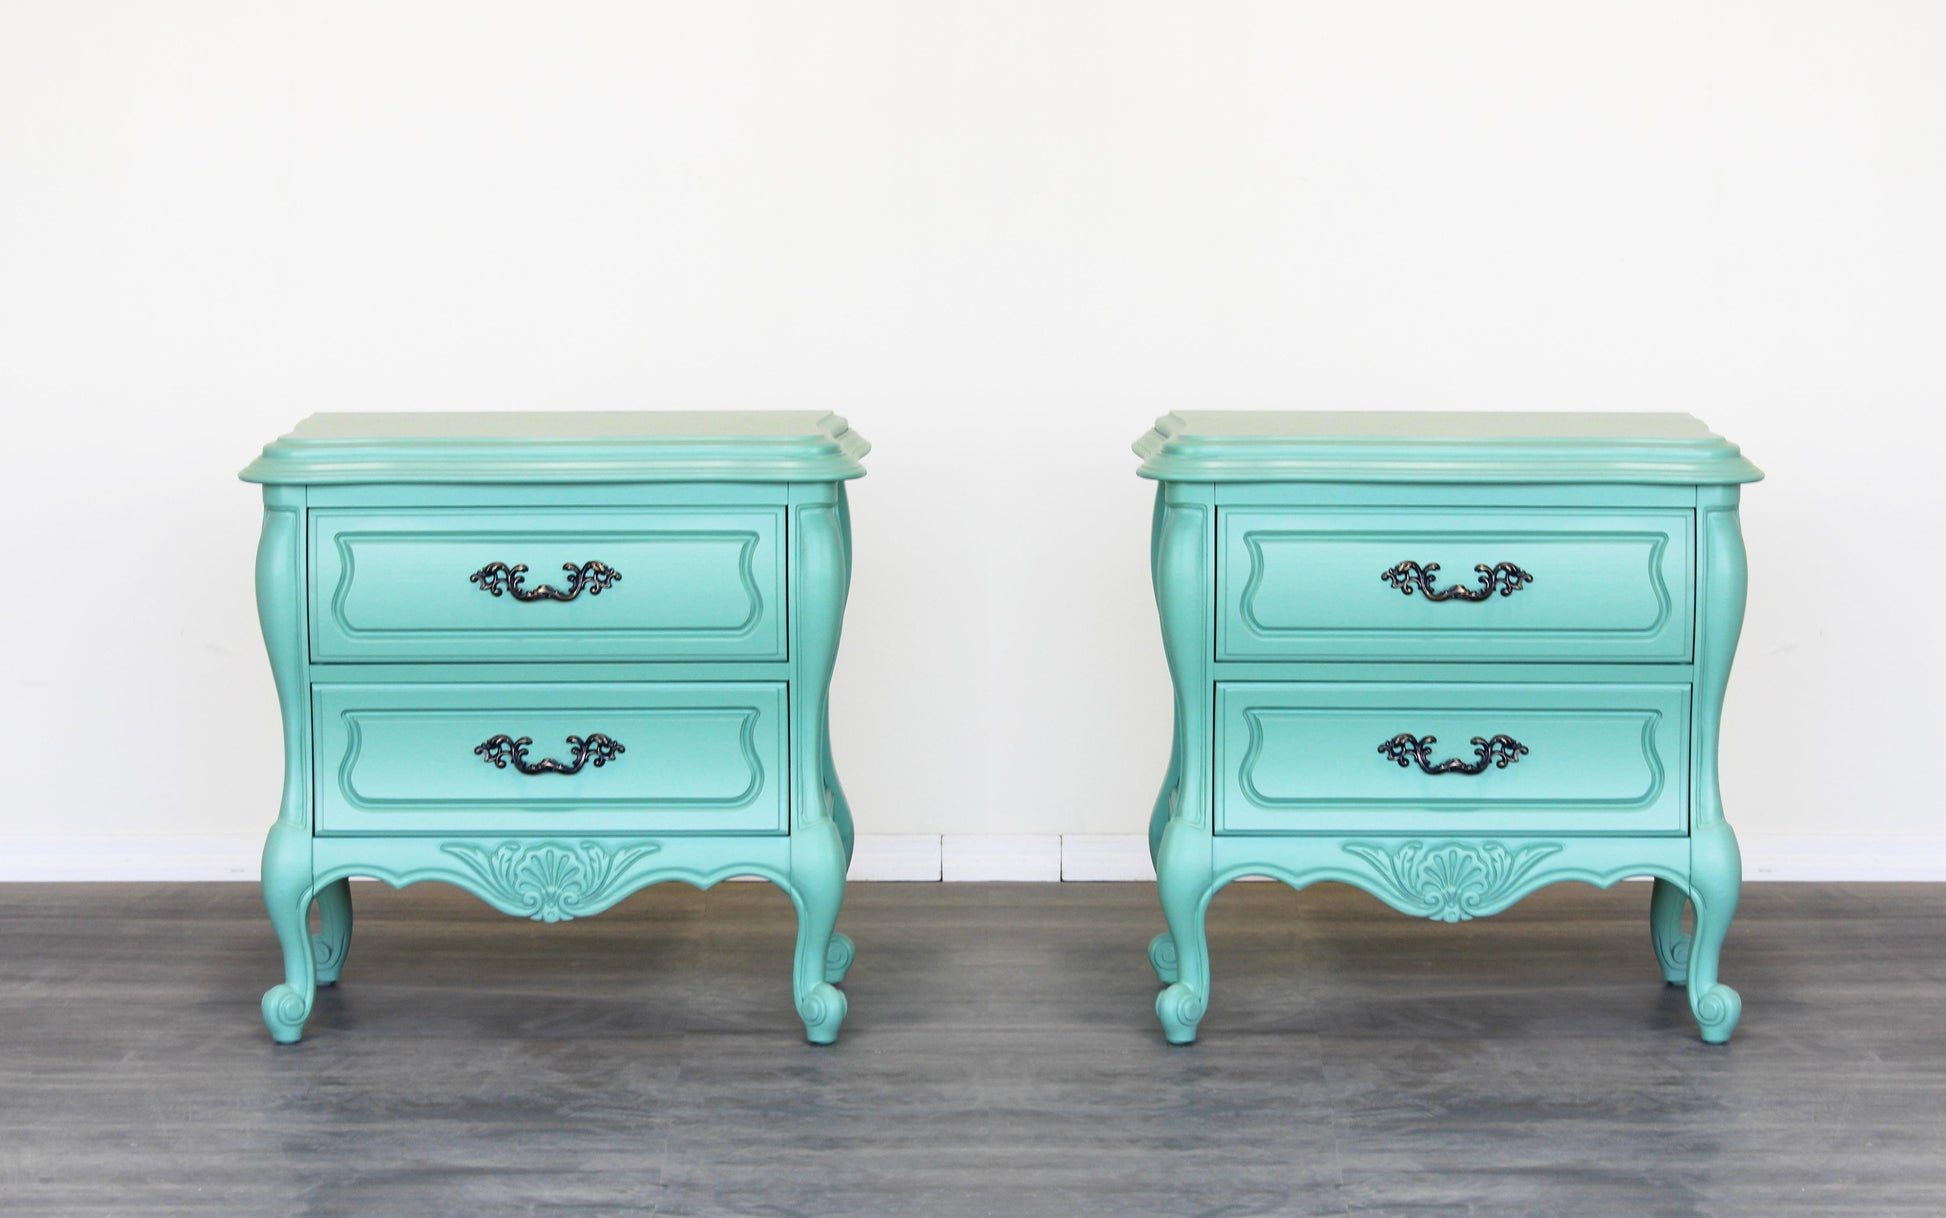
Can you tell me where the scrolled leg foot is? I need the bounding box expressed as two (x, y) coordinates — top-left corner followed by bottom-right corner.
(790, 817), (850, 1044)
(1685, 821), (1743, 1044)
(1691, 982), (1743, 1045)
(825, 932), (855, 985)
(1649, 877), (1690, 986)
(1148, 932), (1179, 985)
(1153, 819), (1213, 1044)
(260, 820), (317, 1044)
(797, 981), (849, 1045)
(261, 983), (313, 1045)
(1156, 983), (1207, 1045)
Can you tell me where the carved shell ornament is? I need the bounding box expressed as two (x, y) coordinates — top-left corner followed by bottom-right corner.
(441, 841), (662, 922)
(1343, 840), (1563, 922)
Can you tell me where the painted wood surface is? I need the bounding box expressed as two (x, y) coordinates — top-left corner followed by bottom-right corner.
(312, 682), (788, 836)
(1140, 413), (1756, 1046)
(1215, 681), (1690, 836)
(309, 505), (786, 663)
(1219, 506), (1694, 663)
(1135, 410), (1764, 484)
(242, 410), (870, 484)
(246, 414), (864, 1044)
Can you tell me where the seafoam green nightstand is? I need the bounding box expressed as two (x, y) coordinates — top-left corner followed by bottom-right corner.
(1134, 412), (1762, 1044)
(241, 412), (867, 1043)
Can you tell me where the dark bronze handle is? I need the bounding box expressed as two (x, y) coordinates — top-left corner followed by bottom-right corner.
(1381, 561), (1533, 601)
(1378, 733), (1528, 775)
(475, 733), (625, 775)
(470, 561), (621, 602)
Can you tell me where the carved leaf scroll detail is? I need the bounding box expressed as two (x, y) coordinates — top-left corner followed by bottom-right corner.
(1377, 733), (1529, 776)
(441, 840), (662, 922)
(1342, 839), (1563, 922)
(470, 561), (621, 602)
(1380, 560), (1533, 601)
(475, 733), (625, 776)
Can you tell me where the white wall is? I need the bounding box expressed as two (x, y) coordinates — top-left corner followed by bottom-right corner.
(2, 2), (1942, 878)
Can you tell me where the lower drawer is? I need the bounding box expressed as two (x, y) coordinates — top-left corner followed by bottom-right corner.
(313, 682), (788, 835)
(1215, 682), (1689, 835)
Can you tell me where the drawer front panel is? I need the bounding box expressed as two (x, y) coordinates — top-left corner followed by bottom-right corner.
(310, 508), (786, 663)
(314, 682), (788, 835)
(1219, 508), (1693, 662)
(1216, 682), (1689, 835)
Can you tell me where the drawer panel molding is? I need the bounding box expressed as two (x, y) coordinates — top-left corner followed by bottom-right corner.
(315, 682), (787, 836)
(1221, 507), (1694, 663)
(311, 507), (786, 663)
(1220, 682), (1689, 835)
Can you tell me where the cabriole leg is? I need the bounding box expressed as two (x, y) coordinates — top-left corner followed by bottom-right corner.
(788, 489), (853, 1041)
(1685, 489), (1747, 1043)
(790, 818), (849, 1044)
(1146, 726), (1182, 984)
(260, 821), (317, 1044)
(312, 877), (354, 986)
(1153, 820), (1213, 1045)
(1685, 821), (1743, 1043)
(1146, 487), (1199, 995)
(1649, 877), (1689, 985)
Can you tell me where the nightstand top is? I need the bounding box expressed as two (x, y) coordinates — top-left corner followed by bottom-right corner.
(242, 411), (870, 484)
(1134, 411), (1761, 484)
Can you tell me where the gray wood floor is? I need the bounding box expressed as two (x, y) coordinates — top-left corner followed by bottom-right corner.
(1, 880), (1942, 1217)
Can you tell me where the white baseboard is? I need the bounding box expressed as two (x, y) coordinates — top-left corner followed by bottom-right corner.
(2, 833), (1944, 883)
(940, 834), (1062, 881)
(1740, 835), (1946, 882)
(847, 835), (941, 881)
(0, 836), (263, 882)
(1061, 835), (1156, 881)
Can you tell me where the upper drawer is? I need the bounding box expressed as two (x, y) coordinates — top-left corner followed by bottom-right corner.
(309, 507), (786, 663)
(1218, 507), (1693, 663)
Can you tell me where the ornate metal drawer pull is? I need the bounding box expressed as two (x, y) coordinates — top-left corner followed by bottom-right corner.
(1378, 733), (1529, 775)
(475, 733), (625, 775)
(469, 561), (621, 602)
(1380, 561), (1533, 601)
